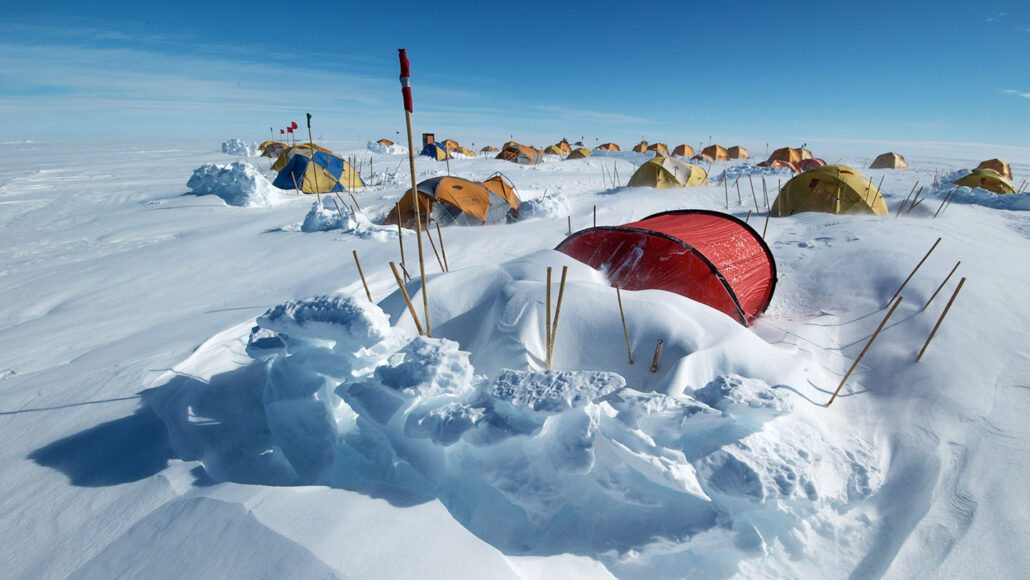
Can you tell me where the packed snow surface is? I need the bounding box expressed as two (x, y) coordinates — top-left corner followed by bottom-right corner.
(221, 138), (253, 156)
(2, 139), (1029, 579)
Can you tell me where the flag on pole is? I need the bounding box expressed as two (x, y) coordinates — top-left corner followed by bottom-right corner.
(306, 113), (312, 128)
(398, 49), (412, 113)
(291, 121), (299, 130)
(280, 129), (285, 135)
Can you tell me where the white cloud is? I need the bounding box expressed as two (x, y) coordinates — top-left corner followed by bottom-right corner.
(1004, 89), (1030, 99)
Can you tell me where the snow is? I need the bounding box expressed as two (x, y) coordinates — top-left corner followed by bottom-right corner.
(1, 138), (1029, 579)
(186, 161), (279, 207)
(367, 140), (408, 155)
(221, 138), (253, 157)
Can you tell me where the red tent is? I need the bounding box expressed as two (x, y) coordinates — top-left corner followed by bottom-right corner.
(556, 210), (776, 326)
(797, 158), (826, 171)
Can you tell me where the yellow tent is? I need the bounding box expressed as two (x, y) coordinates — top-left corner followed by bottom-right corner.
(457, 146), (476, 157)
(647, 143), (670, 157)
(975, 159), (1012, 181)
(627, 157), (708, 189)
(557, 140), (572, 154)
(441, 139), (460, 152)
(768, 147), (812, 164)
(727, 146), (749, 159)
(259, 140), (288, 158)
(672, 144), (695, 157)
(566, 147), (592, 159)
(596, 142), (621, 151)
(271, 143), (335, 172)
(770, 164), (888, 217)
(870, 152), (907, 169)
(702, 145), (729, 161)
(544, 145), (565, 156)
(632, 141), (649, 153)
(953, 168), (1017, 194)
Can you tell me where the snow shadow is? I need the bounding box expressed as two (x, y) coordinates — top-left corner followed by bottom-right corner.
(29, 406), (173, 487)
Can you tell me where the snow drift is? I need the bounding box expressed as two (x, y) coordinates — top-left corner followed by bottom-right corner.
(186, 162), (278, 207)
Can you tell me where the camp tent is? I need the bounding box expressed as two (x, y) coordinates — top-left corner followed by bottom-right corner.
(768, 147), (812, 164)
(420, 142), (452, 161)
(976, 159), (1013, 181)
(480, 173), (520, 209)
(556, 209), (776, 326)
(377, 138), (395, 146)
(502, 141), (521, 149)
(691, 153), (715, 163)
(480, 146), (499, 153)
(272, 150), (363, 193)
(271, 143), (336, 172)
(596, 142), (621, 151)
(727, 146), (749, 160)
(259, 141), (288, 159)
(557, 140), (572, 155)
(757, 159), (800, 173)
(672, 144), (695, 157)
(441, 139), (460, 152)
(797, 158), (826, 172)
(702, 145), (730, 161)
(544, 145), (565, 156)
(457, 146), (476, 157)
(870, 152), (906, 169)
(647, 143), (671, 157)
(953, 168), (1017, 194)
(628, 157), (708, 188)
(566, 147), (593, 160)
(770, 164), (887, 217)
(383, 176), (520, 227)
(497, 144), (543, 165)
(632, 141), (649, 153)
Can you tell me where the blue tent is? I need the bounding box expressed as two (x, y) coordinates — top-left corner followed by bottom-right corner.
(272, 150), (364, 193)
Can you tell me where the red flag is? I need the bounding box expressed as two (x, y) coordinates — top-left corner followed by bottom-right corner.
(287, 127), (293, 134)
(398, 49), (412, 113)
(291, 121), (298, 130)
(280, 129), (284, 135)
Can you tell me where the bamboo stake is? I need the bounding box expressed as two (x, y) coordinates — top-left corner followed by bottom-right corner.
(616, 287), (633, 364)
(735, 179), (742, 204)
(922, 261), (960, 311)
(436, 223), (448, 272)
(545, 267), (552, 367)
(395, 203), (407, 276)
(425, 224), (445, 272)
(331, 197), (345, 220)
(353, 251), (373, 302)
(907, 186), (924, 213)
(547, 266), (569, 369)
(650, 338), (664, 373)
(826, 296), (903, 406)
(348, 191), (362, 211)
(762, 211), (771, 239)
(931, 188), (957, 219)
(400, 50), (430, 337)
(390, 261), (424, 335)
(399, 262), (411, 282)
(916, 278), (966, 362)
(724, 173), (729, 209)
(943, 187), (962, 213)
(762, 176), (769, 209)
(593, 205), (597, 227)
(886, 237), (941, 307)
(896, 182), (919, 218)
(875, 175), (885, 197)
(613, 163), (619, 186)
(906, 197), (926, 214)
(568, 216), (572, 235)
(748, 175), (759, 211)
(744, 209), (752, 223)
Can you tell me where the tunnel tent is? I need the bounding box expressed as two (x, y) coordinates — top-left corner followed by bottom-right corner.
(556, 209), (777, 325)
(770, 164), (888, 216)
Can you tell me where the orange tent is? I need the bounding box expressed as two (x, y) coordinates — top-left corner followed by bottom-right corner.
(702, 145), (729, 161)
(384, 176), (520, 227)
(377, 138), (394, 146)
(632, 141), (649, 153)
(497, 144), (544, 165)
(596, 142), (621, 151)
(647, 143), (670, 157)
(976, 158), (1013, 181)
(727, 146), (749, 159)
(672, 144), (695, 157)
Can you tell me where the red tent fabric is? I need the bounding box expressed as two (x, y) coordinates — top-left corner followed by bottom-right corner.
(797, 158), (826, 171)
(556, 210), (776, 325)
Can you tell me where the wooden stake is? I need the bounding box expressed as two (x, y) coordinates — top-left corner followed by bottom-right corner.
(762, 176), (769, 209)
(931, 188), (956, 219)
(425, 223), (446, 272)
(403, 104), (430, 336)
(353, 251), (372, 302)
(568, 216), (572, 235)
(744, 209), (752, 223)
(724, 173), (729, 209)
(762, 211), (771, 239)
(886, 237), (941, 307)
(941, 187), (960, 214)
(390, 261), (424, 335)
(896, 181), (919, 218)
(545, 267), (552, 367)
(547, 266), (569, 369)
(348, 191), (362, 211)
(905, 187), (924, 214)
(826, 296), (903, 406)
(613, 163), (619, 186)
(593, 205), (597, 227)
(395, 203), (407, 275)
(748, 175), (759, 212)
(331, 197), (345, 220)
(735, 179), (742, 204)
(436, 222), (448, 272)
(916, 278), (966, 362)
(922, 261), (960, 311)
(649, 338), (664, 373)
(875, 175), (884, 198)
(616, 287), (633, 364)
(399, 262), (411, 282)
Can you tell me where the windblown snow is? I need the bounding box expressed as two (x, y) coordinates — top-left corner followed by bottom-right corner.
(2, 139), (1029, 579)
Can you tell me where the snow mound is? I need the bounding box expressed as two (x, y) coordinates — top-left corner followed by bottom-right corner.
(516, 191), (571, 219)
(148, 254), (882, 577)
(221, 138), (253, 156)
(186, 162), (278, 207)
(300, 198), (396, 239)
(367, 140), (408, 155)
(724, 163), (797, 181)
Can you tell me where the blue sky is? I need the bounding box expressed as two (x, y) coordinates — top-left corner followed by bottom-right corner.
(1, 1), (1027, 150)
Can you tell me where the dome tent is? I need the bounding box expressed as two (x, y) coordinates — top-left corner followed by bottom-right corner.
(953, 168), (1017, 194)
(870, 152), (907, 169)
(384, 176), (520, 227)
(672, 144), (695, 157)
(976, 158), (1013, 181)
(566, 147), (593, 160)
(702, 145), (729, 161)
(420, 142), (452, 161)
(272, 150), (364, 193)
(627, 157), (708, 189)
(770, 164), (887, 217)
(556, 209), (777, 326)
(596, 142), (621, 151)
(727, 146), (749, 159)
